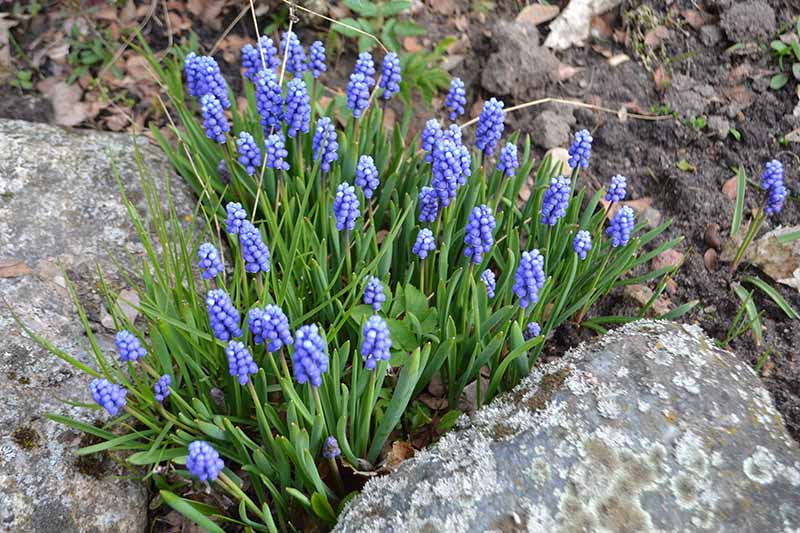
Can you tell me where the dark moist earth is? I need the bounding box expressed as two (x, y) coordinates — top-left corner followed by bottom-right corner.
(420, 0), (800, 440)
(2, 1), (798, 440)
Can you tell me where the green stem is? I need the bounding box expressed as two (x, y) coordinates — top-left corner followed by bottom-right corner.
(218, 472), (264, 520)
(344, 230), (352, 282)
(576, 250), (612, 323)
(247, 380), (275, 447)
(312, 386), (329, 435)
(358, 370), (377, 456)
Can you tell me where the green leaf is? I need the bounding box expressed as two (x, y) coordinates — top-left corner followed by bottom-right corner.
(792, 62), (800, 81)
(770, 73), (790, 90)
(731, 165), (747, 237)
(331, 18), (367, 38)
(160, 490), (225, 533)
(380, 0), (413, 16)
(777, 229), (800, 243)
(743, 276), (799, 319)
(310, 492), (337, 525)
(342, 0), (378, 16)
(436, 409), (461, 432)
(393, 21), (427, 37)
(675, 159), (694, 172)
(732, 283), (763, 346)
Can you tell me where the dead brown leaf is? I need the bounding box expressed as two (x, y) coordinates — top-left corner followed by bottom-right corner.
(682, 9), (709, 30)
(0, 14), (18, 74)
(722, 85), (754, 108)
(381, 441), (415, 472)
(653, 67), (671, 90)
(187, 0), (226, 30)
(0, 258), (32, 278)
(590, 15), (613, 39)
(624, 284), (672, 316)
(419, 393), (448, 410)
(722, 176), (738, 201)
(454, 15), (469, 32)
(600, 197), (654, 219)
(608, 54), (630, 67)
(403, 37), (423, 53)
(38, 78), (95, 126)
(517, 4), (560, 27)
(167, 11), (193, 33)
(428, 0), (457, 15)
(651, 249), (684, 271)
(644, 25), (670, 47)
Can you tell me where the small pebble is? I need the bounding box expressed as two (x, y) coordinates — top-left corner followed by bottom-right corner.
(704, 223), (722, 251)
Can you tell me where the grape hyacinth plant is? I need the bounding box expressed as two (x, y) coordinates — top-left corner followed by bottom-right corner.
(33, 28), (689, 532)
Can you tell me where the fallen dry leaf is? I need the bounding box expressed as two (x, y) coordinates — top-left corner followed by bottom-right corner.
(517, 3), (560, 27)
(608, 54), (630, 67)
(651, 249), (684, 271)
(722, 176), (738, 201)
(187, 0), (226, 30)
(784, 127), (800, 143)
(428, 0), (457, 15)
(419, 393), (448, 410)
(381, 441), (415, 472)
(0, 258), (32, 278)
(0, 14), (18, 75)
(38, 78), (93, 126)
(624, 284), (672, 316)
(403, 37), (423, 53)
(682, 9), (708, 29)
(644, 25), (670, 47)
(722, 85), (754, 108)
(454, 15), (469, 32)
(722, 225), (800, 291)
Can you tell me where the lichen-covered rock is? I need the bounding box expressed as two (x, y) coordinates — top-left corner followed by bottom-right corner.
(0, 119), (195, 532)
(335, 321), (800, 532)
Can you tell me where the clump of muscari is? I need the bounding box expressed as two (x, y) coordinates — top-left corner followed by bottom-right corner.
(187, 440), (225, 482)
(206, 289), (242, 341)
(355, 155), (379, 199)
(115, 330), (146, 362)
(363, 276), (386, 312)
(241, 36), (279, 80)
(413, 228), (436, 259)
(292, 324), (328, 387)
(154, 374), (171, 403)
(445, 78), (466, 121)
(361, 315), (392, 370)
(237, 132), (262, 176)
(90, 378), (127, 415)
(42, 29), (689, 533)
(198, 243), (224, 279)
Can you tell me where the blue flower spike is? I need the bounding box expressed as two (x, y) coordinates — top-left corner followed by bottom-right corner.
(292, 324), (329, 387)
(187, 441), (225, 482)
(90, 378), (127, 416)
(364, 276), (386, 312)
(361, 315), (392, 370)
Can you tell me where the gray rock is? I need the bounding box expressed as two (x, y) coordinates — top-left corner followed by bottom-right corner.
(0, 119), (195, 532)
(480, 20), (560, 100)
(720, 1), (776, 43)
(665, 74), (715, 118)
(531, 109), (576, 149)
(699, 25), (723, 47)
(335, 321), (800, 532)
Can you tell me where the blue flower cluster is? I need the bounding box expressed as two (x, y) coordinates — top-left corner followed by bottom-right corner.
(322, 436), (341, 459)
(187, 440), (225, 482)
(607, 206), (635, 247)
(568, 129), (592, 169)
(308, 41), (327, 78)
(185, 53), (230, 108)
(280, 31), (308, 75)
(347, 72), (372, 118)
(241, 36), (279, 80)
(226, 341), (258, 385)
(421, 119), (441, 163)
(91, 378), (127, 416)
(432, 138), (464, 207)
(354, 52), (376, 85)
(418, 186), (439, 223)
(475, 98), (504, 156)
(605, 175), (627, 202)
(445, 78), (466, 121)
(292, 324), (328, 387)
(265, 133), (290, 171)
(255, 69), (284, 133)
(333, 183), (360, 231)
(497, 142), (518, 177)
(464, 204), (496, 264)
(481, 269), (496, 299)
(361, 315), (392, 370)
(200, 94), (230, 143)
(761, 159), (787, 215)
(239, 221), (271, 273)
(249, 304), (293, 352)
(226, 202), (247, 235)
(236, 132), (262, 176)
(379, 52), (401, 100)
(541, 176), (571, 226)
(355, 155), (380, 199)
(524, 321), (541, 340)
(206, 289), (242, 341)
(413, 228), (436, 259)
(312, 117), (339, 174)
(513, 250), (546, 309)
(284, 78), (311, 137)
(198, 243), (224, 279)
(573, 230), (592, 260)
(116, 330), (146, 362)
(364, 276), (386, 312)
(154, 374), (171, 403)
